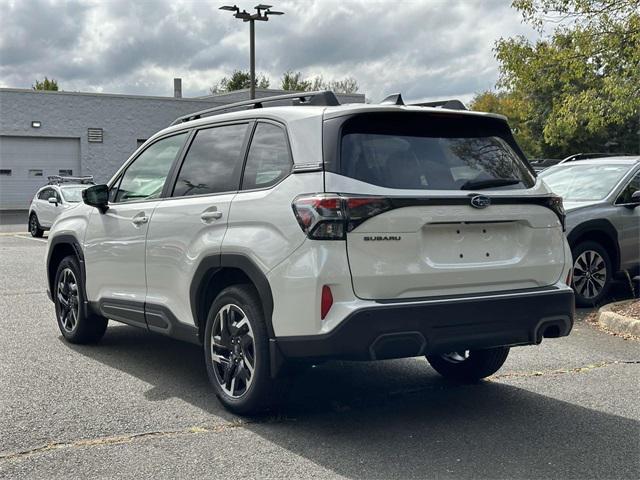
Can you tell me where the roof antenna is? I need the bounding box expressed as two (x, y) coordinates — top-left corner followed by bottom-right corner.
(380, 93), (404, 105)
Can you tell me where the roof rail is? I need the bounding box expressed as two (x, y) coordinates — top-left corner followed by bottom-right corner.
(378, 93), (467, 111)
(170, 90), (340, 126)
(559, 153), (627, 164)
(48, 175), (95, 185)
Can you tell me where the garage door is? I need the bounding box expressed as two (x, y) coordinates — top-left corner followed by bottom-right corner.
(0, 136), (81, 209)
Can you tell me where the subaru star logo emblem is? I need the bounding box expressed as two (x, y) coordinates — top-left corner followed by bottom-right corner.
(470, 195), (491, 209)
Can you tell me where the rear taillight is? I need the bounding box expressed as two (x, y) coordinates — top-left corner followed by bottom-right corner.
(292, 194), (392, 240)
(545, 195), (565, 231)
(292, 194), (345, 240)
(346, 196), (391, 231)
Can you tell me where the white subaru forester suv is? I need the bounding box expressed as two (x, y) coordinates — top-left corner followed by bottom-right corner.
(46, 91), (574, 414)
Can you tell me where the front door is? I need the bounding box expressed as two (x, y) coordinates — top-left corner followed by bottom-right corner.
(84, 132), (189, 324)
(38, 187), (59, 227)
(614, 170), (640, 270)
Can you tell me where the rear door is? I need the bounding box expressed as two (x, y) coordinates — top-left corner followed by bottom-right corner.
(323, 111), (566, 300)
(145, 122), (251, 328)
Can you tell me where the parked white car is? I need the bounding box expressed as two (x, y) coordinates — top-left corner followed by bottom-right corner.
(28, 176), (94, 237)
(45, 92), (575, 414)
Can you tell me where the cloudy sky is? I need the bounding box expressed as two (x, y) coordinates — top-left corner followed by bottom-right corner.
(0, 0), (539, 103)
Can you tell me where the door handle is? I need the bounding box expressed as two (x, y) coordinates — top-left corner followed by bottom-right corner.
(201, 211), (223, 221)
(132, 215), (149, 225)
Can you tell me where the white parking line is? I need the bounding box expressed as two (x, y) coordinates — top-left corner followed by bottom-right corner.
(12, 234), (47, 243)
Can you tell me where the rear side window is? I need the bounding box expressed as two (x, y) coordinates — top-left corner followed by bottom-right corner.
(242, 123), (292, 190)
(173, 123), (248, 197)
(333, 112), (534, 190)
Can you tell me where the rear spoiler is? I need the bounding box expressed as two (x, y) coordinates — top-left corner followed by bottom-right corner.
(380, 93), (467, 111)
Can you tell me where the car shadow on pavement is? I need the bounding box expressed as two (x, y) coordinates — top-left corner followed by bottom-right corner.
(68, 324), (640, 480)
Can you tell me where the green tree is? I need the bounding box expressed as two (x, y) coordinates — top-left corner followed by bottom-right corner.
(32, 77), (59, 91)
(281, 71), (360, 94)
(210, 70), (270, 94)
(326, 77), (359, 94)
(491, 0), (640, 156)
(281, 71), (311, 91)
(470, 91), (542, 157)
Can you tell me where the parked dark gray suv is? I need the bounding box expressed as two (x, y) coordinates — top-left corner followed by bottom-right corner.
(540, 156), (640, 306)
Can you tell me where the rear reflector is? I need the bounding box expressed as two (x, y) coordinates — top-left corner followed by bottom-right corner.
(321, 285), (333, 320)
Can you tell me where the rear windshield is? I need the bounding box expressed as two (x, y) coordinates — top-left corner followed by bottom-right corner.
(329, 112), (535, 190)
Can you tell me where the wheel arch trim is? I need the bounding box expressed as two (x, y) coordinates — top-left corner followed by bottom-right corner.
(567, 220), (620, 271)
(47, 234), (85, 302)
(190, 253), (275, 338)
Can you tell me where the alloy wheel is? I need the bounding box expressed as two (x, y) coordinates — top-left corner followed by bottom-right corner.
(441, 351), (469, 363)
(573, 250), (606, 300)
(57, 268), (79, 333)
(210, 304), (255, 398)
(30, 216), (37, 235)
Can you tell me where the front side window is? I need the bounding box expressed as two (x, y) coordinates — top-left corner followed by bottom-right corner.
(242, 123), (292, 190)
(114, 132), (188, 203)
(615, 172), (640, 204)
(38, 189), (51, 200)
(540, 164), (631, 201)
(173, 123), (248, 197)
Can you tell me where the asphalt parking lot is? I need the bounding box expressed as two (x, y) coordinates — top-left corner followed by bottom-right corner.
(0, 231), (638, 479)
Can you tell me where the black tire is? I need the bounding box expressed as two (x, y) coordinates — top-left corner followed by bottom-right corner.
(204, 284), (278, 415)
(426, 347), (510, 382)
(54, 255), (108, 344)
(571, 241), (612, 307)
(29, 213), (44, 238)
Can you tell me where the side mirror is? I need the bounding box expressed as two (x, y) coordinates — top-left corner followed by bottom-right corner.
(48, 197), (59, 206)
(82, 184), (109, 213)
(627, 190), (640, 209)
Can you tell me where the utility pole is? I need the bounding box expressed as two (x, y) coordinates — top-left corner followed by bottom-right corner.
(220, 4), (284, 99)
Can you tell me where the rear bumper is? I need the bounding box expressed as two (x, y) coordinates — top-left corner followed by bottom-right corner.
(275, 286), (574, 361)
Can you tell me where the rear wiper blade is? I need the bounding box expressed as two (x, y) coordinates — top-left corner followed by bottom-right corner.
(460, 178), (521, 190)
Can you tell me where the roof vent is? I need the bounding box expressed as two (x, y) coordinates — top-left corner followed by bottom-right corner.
(88, 128), (103, 143)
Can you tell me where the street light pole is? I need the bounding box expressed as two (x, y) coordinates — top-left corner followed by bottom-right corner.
(220, 4), (284, 100)
(249, 18), (255, 99)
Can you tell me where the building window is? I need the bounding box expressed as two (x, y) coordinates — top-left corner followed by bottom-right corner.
(29, 169), (44, 177)
(88, 128), (104, 143)
(59, 169), (73, 176)
(0, 169), (11, 176)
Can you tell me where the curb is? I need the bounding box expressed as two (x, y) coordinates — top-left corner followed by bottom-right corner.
(597, 300), (640, 336)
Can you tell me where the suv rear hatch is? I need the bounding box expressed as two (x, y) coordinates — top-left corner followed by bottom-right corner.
(322, 110), (566, 300)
